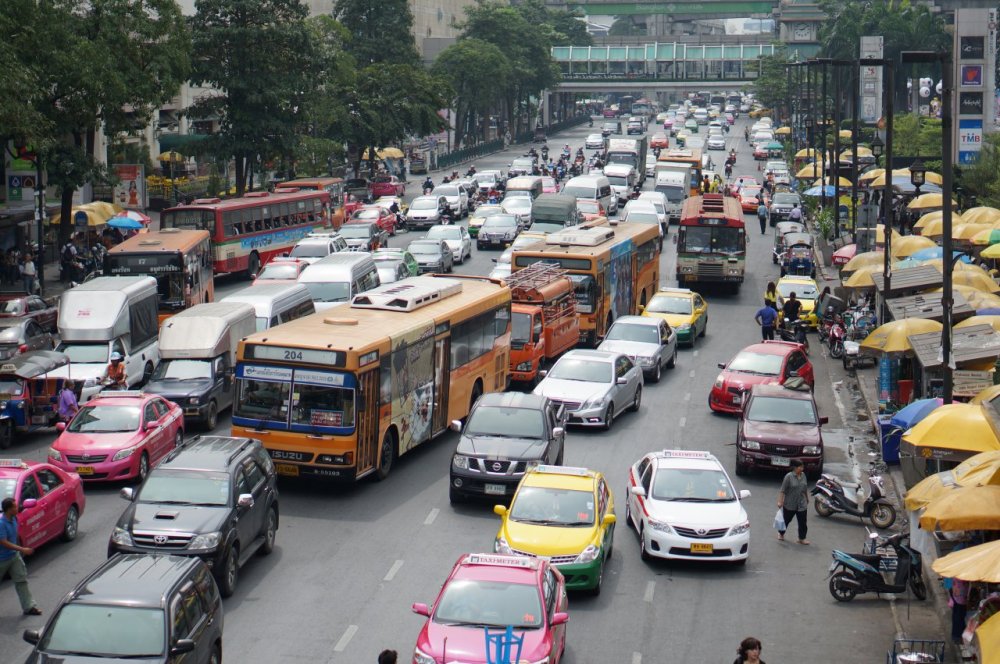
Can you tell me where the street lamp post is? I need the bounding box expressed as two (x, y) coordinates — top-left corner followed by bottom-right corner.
(909, 157), (926, 199)
(832, 65), (842, 237)
(860, 57), (894, 324)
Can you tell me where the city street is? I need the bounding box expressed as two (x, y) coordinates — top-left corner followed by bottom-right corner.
(1, 116), (945, 663)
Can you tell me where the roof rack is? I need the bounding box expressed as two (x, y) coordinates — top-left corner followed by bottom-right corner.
(504, 262), (567, 294)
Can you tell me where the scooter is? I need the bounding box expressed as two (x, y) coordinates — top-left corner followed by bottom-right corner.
(827, 316), (846, 359)
(812, 472), (896, 528)
(842, 340), (877, 371)
(777, 319), (809, 351)
(828, 532), (927, 602)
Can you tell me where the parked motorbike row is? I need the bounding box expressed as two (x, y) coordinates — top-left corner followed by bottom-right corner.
(817, 304), (879, 369)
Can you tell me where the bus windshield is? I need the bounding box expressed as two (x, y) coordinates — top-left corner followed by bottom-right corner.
(680, 226), (744, 255)
(161, 209), (215, 232)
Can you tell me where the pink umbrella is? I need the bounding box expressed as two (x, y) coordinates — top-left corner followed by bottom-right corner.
(832, 243), (857, 267)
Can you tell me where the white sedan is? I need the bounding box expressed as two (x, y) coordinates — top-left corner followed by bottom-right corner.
(597, 315), (676, 383)
(626, 449), (751, 564)
(425, 224), (472, 264)
(707, 134), (727, 151)
(585, 133), (606, 150)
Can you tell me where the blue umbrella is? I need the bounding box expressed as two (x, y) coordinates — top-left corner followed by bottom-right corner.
(802, 185), (835, 197)
(108, 215), (144, 230)
(978, 308), (1000, 316)
(908, 247), (972, 263)
(889, 398), (943, 430)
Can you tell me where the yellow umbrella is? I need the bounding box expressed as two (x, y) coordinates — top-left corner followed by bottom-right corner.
(843, 250), (884, 273)
(919, 484), (1000, 531)
(904, 450), (1000, 510)
(774, 126), (792, 135)
(157, 151), (185, 163)
(843, 265), (880, 289)
(840, 147), (873, 160)
(891, 234), (937, 258)
(957, 287), (1000, 310)
(48, 201), (123, 227)
(952, 223), (994, 242)
(859, 168), (885, 183)
(962, 207), (1000, 225)
(952, 270), (1000, 293)
(904, 404), (1000, 464)
(923, 261), (993, 281)
(908, 192), (959, 210)
(378, 147), (405, 159)
(981, 243), (1000, 260)
(932, 539), (1000, 582)
(812, 176), (852, 187)
(972, 227), (1000, 246)
(795, 148), (820, 158)
(796, 163), (823, 178)
(838, 129), (852, 139)
(973, 385), (1000, 405)
(921, 217), (975, 240)
(975, 612), (1000, 664)
(860, 318), (942, 355)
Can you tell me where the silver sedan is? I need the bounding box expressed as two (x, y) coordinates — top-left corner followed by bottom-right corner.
(597, 316), (677, 383)
(533, 349), (643, 431)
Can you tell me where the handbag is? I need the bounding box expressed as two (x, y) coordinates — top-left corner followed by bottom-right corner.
(773, 508), (786, 531)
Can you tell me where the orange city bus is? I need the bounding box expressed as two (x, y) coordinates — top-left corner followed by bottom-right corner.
(510, 222), (661, 346)
(275, 177), (346, 229)
(160, 189), (331, 277)
(231, 274), (511, 481)
(104, 228), (214, 322)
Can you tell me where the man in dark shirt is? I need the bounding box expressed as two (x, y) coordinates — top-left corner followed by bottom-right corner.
(782, 292), (802, 328)
(754, 304), (778, 341)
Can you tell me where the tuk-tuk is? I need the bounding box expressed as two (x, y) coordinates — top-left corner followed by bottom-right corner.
(780, 233), (816, 278)
(773, 221), (806, 264)
(0, 350), (71, 449)
(533, 125), (547, 142)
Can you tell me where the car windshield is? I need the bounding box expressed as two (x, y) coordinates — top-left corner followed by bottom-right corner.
(410, 243), (443, 258)
(606, 175), (628, 187)
(466, 405), (545, 439)
(777, 282), (818, 299)
(626, 212), (659, 224)
(302, 281), (351, 303)
(0, 300), (25, 315)
(411, 198), (438, 210)
(152, 359), (212, 381)
(257, 263), (299, 280)
(747, 395), (817, 425)
(352, 208), (383, 221)
(727, 351), (784, 376)
(473, 208), (504, 221)
(483, 216), (518, 230)
(339, 225), (372, 239)
(40, 604), (165, 657)
(138, 470), (231, 506)
(774, 194), (799, 204)
(651, 467), (736, 502)
(436, 185), (459, 197)
(509, 486), (594, 526)
(578, 201), (600, 214)
(504, 199), (530, 210)
(67, 405), (141, 433)
(646, 295), (692, 314)
(427, 227), (462, 241)
(434, 579), (543, 628)
(289, 243), (330, 258)
(377, 266), (400, 282)
(547, 357), (610, 383)
(605, 323), (660, 344)
(55, 343), (108, 364)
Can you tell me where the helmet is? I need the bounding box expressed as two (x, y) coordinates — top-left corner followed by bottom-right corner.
(110, 352), (122, 361)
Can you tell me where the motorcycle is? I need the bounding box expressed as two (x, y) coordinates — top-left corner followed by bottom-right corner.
(777, 319), (810, 351)
(828, 532), (927, 602)
(827, 316), (846, 359)
(812, 471), (896, 528)
(724, 163), (733, 178)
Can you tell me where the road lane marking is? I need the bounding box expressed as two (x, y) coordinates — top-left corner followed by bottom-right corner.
(679, 417), (686, 428)
(384, 560), (404, 581)
(684, 392), (691, 402)
(688, 369), (696, 378)
(632, 653), (643, 664)
(333, 625), (358, 652)
(644, 580), (656, 602)
(424, 508), (439, 525)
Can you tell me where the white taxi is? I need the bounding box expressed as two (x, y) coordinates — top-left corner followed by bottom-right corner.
(626, 450), (751, 564)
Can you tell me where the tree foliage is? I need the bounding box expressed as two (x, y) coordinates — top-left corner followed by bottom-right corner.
(608, 17), (644, 37)
(753, 45), (792, 115)
(432, 39), (511, 148)
(332, 0), (420, 66)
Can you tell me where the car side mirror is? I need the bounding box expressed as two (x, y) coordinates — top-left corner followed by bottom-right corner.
(237, 493), (254, 509)
(602, 513), (617, 526)
(493, 504), (508, 517)
(170, 640), (196, 656)
(552, 427), (564, 438)
(411, 602), (431, 617)
(120, 487), (135, 501)
(551, 611), (569, 626)
(23, 629), (40, 645)
(637, 305), (645, 313)
(819, 416), (829, 425)
(450, 419), (463, 432)
(616, 376), (628, 385)
(144, 421), (156, 432)
(629, 485), (646, 497)
(739, 489), (751, 500)
(717, 362), (726, 369)
(788, 369), (799, 377)
(20, 498), (37, 512)
(538, 369), (547, 378)
(55, 421), (66, 432)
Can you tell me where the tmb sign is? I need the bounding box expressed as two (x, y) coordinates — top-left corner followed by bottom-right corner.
(958, 118), (984, 164)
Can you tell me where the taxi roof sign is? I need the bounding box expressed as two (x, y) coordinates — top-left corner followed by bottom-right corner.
(658, 450), (713, 460)
(463, 554), (538, 569)
(0, 459), (26, 468)
(532, 465), (590, 477)
(101, 391), (145, 399)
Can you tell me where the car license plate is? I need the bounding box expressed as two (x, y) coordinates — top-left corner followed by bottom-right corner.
(690, 543), (714, 554)
(75, 466), (94, 475)
(771, 456), (790, 467)
(275, 463), (300, 477)
(732, 394), (742, 405)
(485, 483), (507, 496)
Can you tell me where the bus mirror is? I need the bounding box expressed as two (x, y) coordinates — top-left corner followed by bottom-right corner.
(450, 420), (463, 432)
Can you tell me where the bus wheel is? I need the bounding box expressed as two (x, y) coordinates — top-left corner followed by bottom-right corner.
(376, 430), (396, 481)
(245, 253), (260, 280)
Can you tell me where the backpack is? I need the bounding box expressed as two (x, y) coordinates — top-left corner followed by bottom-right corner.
(61, 243), (75, 263)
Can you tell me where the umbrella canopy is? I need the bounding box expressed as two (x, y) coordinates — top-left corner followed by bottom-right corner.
(832, 244), (858, 266)
(891, 234), (937, 259)
(972, 228), (1000, 247)
(841, 146), (874, 160)
(48, 201), (123, 227)
(962, 288), (1000, 310)
(802, 185), (835, 197)
(919, 484), (1000, 531)
(953, 223), (995, 242)
(843, 265), (880, 289)
(111, 209), (151, 224)
(904, 403), (1000, 463)
(932, 540), (1000, 582)
(157, 151), (185, 163)
(860, 318), (943, 355)
(893, 258), (924, 269)
(796, 164), (823, 179)
(956, 316), (1000, 334)
(795, 148), (821, 158)
(908, 192), (959, 210)
(952, 270), (1000, 293)
(890, 398), (943, 430)
(980, 243), (1000, 260)
(904, 450), (1000, 511)
(962, 206), (1000, 225)
(922, 217), (979, 240)
(843, 250), (884, 273)
(812, 176), (852, 187)
(859, 168), (885, 183)
(838, 129), (852, 139)
(923, 259), (991, 276)
(975, 612), (1000, 664)
(973, 384), (1000, 405)
(875, 224), (902, 245)
(107, 216), (144, 230)
(361, 147), (405, 160)
(909, 247), (949, 261)
(774, 126), (792, 135)
(765, 141), (784, 150)
(914, 211), (943, 232)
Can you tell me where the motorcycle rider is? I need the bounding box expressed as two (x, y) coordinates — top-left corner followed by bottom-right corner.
(781, 292), (802, 329)
(422, 177), (434, 194)
(788, 203), (803, 223)
(105, 352), (127, 390)
(439, 199), (454, 224)
(465, 165), (477, 177)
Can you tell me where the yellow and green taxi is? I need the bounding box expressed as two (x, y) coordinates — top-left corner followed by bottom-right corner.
(641, 287), (708, 346)
(467, 204), (506, 238)
(493, 465), (616, 595)
(776, 275), (821, 327)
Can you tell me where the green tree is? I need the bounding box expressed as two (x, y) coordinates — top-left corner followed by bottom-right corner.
(513, 0), (592, 46)
(608, 17), (644, 37)
(433, 39), (511, 148)
(190, 0), (313, 195)
(332, 0), (420, 66)
(753, 45), (792, 115)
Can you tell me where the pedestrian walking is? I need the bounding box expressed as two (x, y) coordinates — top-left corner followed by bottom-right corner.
(0, 497), (42, 615)
(777, 459), (809, 544)
(21, 253), (37, 294)
(377, 650), (397, 664)
(733, 637), (765, 664)
(58, 380), (79, 423)
(948, 576), (970, 644)
(757, 201), (768, 234)
(754, 303), (777, 341)
(764, 281), (778, 311)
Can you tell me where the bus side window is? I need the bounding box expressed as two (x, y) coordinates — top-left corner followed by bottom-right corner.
(257, 208), (268, 232)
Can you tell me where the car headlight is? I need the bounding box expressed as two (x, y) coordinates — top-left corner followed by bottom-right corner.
(714, 374), (724, 389)
(495, 536), (513, 554)
(648, 518), (673, 534)
(516, 361), (533, 371)
(188, 532), (222, 550)
(741, 440), (760, 450)
(112, 444), (143, 462)
(583, 393), (609, 409)
(111, 526), (134, 547)
(729, 521), (751, 536)
(189, 397), (201, 405)
(413, 649), (436, 664)
(452, 455), (470, 470)
(83, 377), (99, 388)
(677, 323), (691, 330)
(575, 544), (600, 564)
(48, 447), (62, 462)
(638, 356), (656, 367)
(802, 446), (822, 455)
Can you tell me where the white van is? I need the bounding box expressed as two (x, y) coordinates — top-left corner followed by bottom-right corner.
(654, 171), (688, 223)
(221, 282), (315, 331)
(297, 252), (380, 311)
(505, 176), (544, 200)
(562, 174), (617, 215)
(603, 164), (637, 205)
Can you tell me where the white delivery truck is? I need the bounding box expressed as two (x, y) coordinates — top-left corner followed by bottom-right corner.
(144, 302), (257, 429)
(654, 170), (689, 223)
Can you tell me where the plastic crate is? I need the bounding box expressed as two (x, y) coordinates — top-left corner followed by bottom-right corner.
(886, 639), (945, 663)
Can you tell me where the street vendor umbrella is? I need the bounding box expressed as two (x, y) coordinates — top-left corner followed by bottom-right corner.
(962, 206), (1000, 225)
(891, 234), (936, 259)
(774, 126), (792, 135)
(923, 259), (991, 276)
(765, 141), (784, 151)
(904, 404), (1000, 466)
(914, 210), (943, 232)
(157, 151), (185, 163)
(973, 384), (1000, 405)
(972, 228), (1000, 247)
(933, 539), (1000, 582)
(111, 209), (151, 225)
(919, 484), (1000, 531)
(910, 247), (949, 261)
(975, 610), (1000, 664)
(904, 450), (1000, 511)
(107, 216), (143, 230)
(796, 164), (823, 179)
(795, 148), (821, 158)
(951, 223), (995, 242)
(859, 168), (885, 183)
(843, 265), (880, 289)
(802, 185), (835, 197)
(843, 250), (884, 273)
(832, 244), (858, 266)
(859, 318), (942, 355)
(812, 176), (852, 187)
(957, 316), (1000, 334)
(891, 398), (944, 430)
(962, 289), (1000, 311)
(980, 243), (1000, 260)
(952, 270), (1000, 294)
(908, 192), (959, 210)
(922, 218), (978, 240)
(841, 146), (873, 160)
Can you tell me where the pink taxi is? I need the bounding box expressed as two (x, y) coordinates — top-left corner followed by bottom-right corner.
(0, 459), (86, 547)
(49, 392), (184, 483)
(411, 553), (569, 664)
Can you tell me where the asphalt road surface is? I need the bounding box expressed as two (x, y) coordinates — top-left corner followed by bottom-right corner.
(2, 114), (945, 663)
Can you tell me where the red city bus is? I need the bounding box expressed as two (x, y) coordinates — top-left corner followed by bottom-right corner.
(161, 189), (331, 277)
(275, 177), (346, 229)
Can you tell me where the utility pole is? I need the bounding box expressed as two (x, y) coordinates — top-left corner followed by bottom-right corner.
(862, 58), (894, 322)
(832, 64), (842, 237)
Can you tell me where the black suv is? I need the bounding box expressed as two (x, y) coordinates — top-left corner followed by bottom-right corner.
(24, 554), (223, 663)
(109, 435), (279, 597)
(449, 392), (566, 504)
